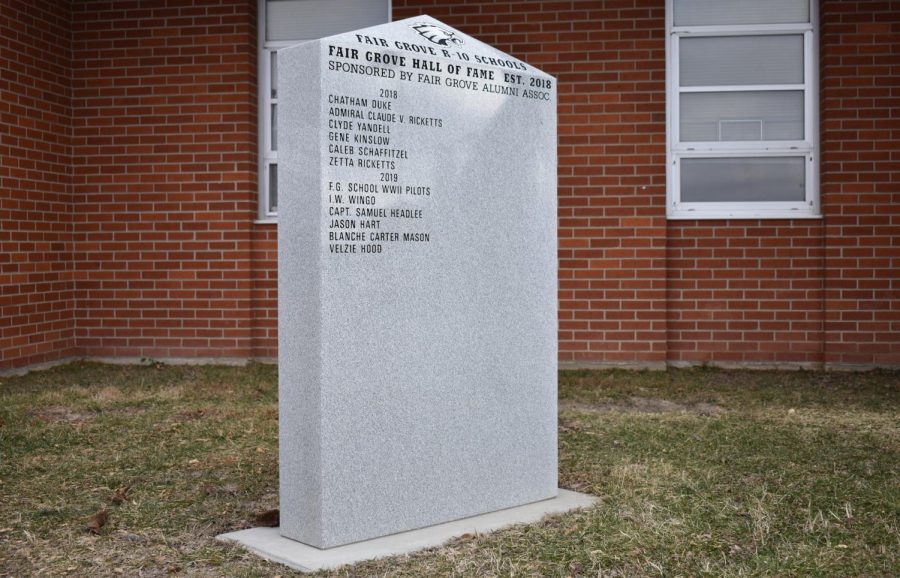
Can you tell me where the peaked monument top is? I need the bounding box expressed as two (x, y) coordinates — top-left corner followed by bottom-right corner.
(323, 14), (553, 79)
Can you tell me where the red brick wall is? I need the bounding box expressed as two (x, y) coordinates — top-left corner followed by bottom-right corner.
(251, 226), (277, 358)
(2, 1), (898, 370)
(69, 0), (259, 360)
(667, 221), (825, 366)
(0, 0), (75, 371)
(393, 0), (899, 367)
(821, 1), (900, 366)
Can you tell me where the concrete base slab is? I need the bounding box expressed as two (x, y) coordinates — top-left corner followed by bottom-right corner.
(217, 489), (598, 572)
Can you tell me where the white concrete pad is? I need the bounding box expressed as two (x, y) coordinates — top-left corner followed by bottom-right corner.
(217, 489), (597, 572)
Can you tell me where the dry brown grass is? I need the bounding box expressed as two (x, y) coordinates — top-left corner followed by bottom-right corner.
(1, 362), (897, 577)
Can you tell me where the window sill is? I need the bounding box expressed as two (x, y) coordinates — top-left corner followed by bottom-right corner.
(254, 218), (278, 225)
(667, 211), (822, 220)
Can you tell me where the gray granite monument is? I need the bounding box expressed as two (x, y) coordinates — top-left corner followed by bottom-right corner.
(277, 15), (558, 550)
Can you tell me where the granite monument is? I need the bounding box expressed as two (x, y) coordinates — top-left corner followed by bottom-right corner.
(277, 15), (558, 549)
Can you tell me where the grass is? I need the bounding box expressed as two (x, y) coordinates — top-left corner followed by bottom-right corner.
(0, 362), (897, 577)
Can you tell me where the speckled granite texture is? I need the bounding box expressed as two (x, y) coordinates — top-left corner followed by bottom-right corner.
(279, 16), (557, 549)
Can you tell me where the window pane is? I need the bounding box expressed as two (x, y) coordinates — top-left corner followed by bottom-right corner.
(680, 91), (804, 141)
(674, 0), (809, 26)
(271, 51), (278, 99)
(680, 35), (804, 87)
(271, 103), (278, 151)
(267, 0), (389, 41)
(268, 164), (278, 212)
(681, 157), (806, 202)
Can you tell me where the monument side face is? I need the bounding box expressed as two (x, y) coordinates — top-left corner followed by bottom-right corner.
(279, 16), (558, 548)
(278, 41), (324, 546)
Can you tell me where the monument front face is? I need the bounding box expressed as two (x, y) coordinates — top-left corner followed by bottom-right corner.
(278, 16), (557, 548)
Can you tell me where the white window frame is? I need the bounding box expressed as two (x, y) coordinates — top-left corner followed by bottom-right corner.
(258, 39), (292, 221)
(258, 0), (289, 221)
(665, 0), (820, 220)
(257, 0), (392, 221)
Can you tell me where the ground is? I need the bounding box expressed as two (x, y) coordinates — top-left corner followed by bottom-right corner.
(0, 362), (897, 577)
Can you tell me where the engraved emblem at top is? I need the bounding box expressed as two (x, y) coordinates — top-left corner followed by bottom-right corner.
(410, 23), (464, 46)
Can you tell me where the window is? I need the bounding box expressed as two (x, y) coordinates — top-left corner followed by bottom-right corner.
(666, 0), (819, 219)
(258, 0), (390, 219)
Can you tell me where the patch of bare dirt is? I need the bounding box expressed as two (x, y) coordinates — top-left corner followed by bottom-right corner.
(173, 408), (218, 422)
(560, 397), (725, 415)
(28, 406), (97, 423)
(28, 405), (147, 424)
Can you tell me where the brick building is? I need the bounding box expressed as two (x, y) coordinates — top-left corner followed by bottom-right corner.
(1, 0), (898, 372)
